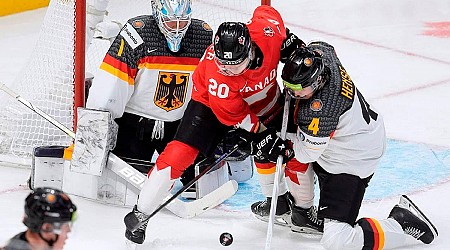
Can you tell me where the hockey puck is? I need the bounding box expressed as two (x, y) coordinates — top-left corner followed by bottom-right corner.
(219, 232), (233, 246)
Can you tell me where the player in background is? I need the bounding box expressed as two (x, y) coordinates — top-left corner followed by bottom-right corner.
(1, 187), (77, 250)
(279, 42), (438, 248)
(123, 5), (303, 245)
(86, 0), (213, 173)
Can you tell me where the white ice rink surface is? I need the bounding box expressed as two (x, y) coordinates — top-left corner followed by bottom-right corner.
(1, 1), (450, 249)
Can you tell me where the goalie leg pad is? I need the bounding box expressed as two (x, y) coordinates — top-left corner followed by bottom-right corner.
(227, 156), (254, 183)
(31, 146), (65, 190)
(196, 161), (229, 199)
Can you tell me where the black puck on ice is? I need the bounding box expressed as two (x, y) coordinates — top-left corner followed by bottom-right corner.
(219, 232), (233, 246)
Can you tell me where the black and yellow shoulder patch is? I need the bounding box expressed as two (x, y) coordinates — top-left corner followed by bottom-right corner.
(310, 99), (323, 112)
(202, 22), (212, 31)
(132, 20), (145, 29)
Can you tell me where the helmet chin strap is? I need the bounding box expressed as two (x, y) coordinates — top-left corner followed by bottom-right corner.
(38, 232), (59, 247)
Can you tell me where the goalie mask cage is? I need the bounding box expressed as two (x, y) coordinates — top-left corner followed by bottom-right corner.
(0, 0), (271, 166)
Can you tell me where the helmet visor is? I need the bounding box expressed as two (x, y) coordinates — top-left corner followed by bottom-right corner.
(283, 80), (314, 99)
(215, 56), (250, 76)
(43, 210), (76, 234)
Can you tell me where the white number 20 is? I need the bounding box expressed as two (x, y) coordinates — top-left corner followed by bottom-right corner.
(208, 78), (229, 98)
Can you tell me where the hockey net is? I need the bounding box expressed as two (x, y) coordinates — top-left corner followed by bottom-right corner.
(0, 0), (269, 166)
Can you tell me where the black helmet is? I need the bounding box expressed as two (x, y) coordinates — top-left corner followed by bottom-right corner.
(214, 22), (251, 65)
(23, 187), (77, 232)
(281, 47), (325, 92)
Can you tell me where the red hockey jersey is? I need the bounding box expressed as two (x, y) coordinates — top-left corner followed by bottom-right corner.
(191, 5), (287, 132)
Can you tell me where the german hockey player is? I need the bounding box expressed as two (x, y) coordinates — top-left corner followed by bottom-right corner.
(86, 0), (213, 173)
(277, 42), (438, 248)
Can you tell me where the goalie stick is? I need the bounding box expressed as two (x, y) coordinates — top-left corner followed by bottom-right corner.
(0, 83), (238, 218)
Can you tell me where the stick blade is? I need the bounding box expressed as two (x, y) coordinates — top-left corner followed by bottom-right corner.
(166, 180), (238, 218)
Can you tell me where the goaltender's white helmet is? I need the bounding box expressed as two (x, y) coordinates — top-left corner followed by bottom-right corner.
(151, 0), (192, 52)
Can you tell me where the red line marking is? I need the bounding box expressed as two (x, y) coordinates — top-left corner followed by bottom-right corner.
(423, 22), (450, 38)
(283, 22), (450, 97)
(0, 186), (28, 195)
(372, 78), (450, 99)
(285, 22), (450, 66)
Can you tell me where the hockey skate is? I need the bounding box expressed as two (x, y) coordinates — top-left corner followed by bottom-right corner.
(124, 205), (150, 244)
(290, 205), (323, 235)
(251, 192), (292, 227)
(389, 195), (438, 244)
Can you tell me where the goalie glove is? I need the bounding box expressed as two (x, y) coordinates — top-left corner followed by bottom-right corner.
(280, 28), (305, 63)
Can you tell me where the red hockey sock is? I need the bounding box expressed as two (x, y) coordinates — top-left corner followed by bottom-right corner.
(155, 140), (199, 179)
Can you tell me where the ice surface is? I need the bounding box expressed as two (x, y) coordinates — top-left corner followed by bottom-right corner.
(1, 1), (449, 249)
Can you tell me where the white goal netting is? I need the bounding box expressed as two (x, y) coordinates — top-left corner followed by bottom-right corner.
(0, 0), (264, 166)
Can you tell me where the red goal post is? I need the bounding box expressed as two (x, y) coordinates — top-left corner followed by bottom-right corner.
(0, 0), (270, 165)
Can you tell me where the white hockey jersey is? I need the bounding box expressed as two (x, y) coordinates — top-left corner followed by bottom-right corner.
(288, 42), (386, 178)
(86, 16), (213, 121)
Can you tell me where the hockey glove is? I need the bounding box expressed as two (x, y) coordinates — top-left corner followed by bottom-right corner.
(222, 128), (277, 156)
(222, 128), (255, 155)
(249, 128), (294, 164)
(280, 28), (305, 63)
(265, 137), (294, 164)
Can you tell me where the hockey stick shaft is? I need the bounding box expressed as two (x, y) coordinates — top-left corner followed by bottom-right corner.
(0, 84), (145, 190)
(1, 83), (239, 219)
(265, 94), (291, 250)
(0, 83), (76, 139)
(1, 83), (239, 218)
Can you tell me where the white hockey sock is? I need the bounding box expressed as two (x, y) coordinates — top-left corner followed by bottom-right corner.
(286, 163), (314, 208)
(137, 166), (174, 215)
(255, 165), (288, 197)
(321, 218), (407, 250)
(377, 218), (408, 249)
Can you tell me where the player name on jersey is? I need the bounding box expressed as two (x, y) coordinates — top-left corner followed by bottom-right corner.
(339, 65), (354, 100)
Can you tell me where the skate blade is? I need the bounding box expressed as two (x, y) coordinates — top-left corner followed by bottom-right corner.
(399, 195), (438, 238)
(290, 225), (323, 237)
(255, 212), (292, 228)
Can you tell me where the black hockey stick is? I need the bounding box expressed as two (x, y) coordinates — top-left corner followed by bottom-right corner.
(131, 142), (242, 229)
